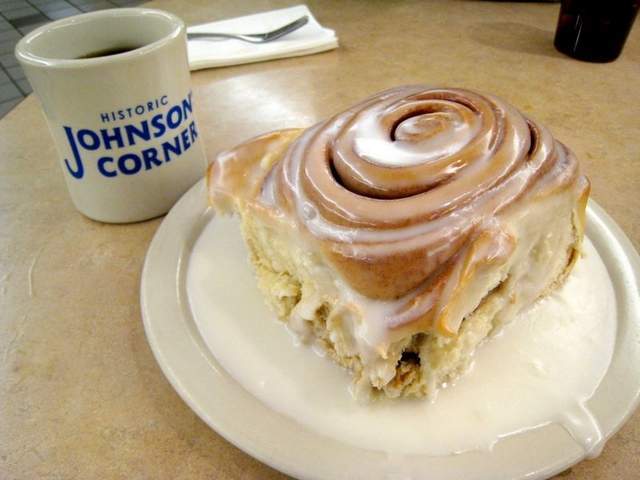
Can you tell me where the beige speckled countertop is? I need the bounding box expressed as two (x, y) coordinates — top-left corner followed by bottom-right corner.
(1, 1), (638, 478)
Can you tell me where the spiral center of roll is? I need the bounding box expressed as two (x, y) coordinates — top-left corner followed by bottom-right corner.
(352, 107), (479, 170)
(393, 112), (455, 142)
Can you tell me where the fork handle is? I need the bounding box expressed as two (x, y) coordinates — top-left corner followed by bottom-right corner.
(187, 32), (251, 41)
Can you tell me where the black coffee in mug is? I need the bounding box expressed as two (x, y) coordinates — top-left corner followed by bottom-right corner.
(77, 46), (140, 59)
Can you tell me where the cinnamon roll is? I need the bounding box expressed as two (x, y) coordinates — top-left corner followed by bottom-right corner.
(207, 86), (589, 399)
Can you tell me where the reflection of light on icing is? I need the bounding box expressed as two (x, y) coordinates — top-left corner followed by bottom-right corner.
(560, 403), (603, 459)
(187, 216), (616, 457)
(353, 111), (480, 168)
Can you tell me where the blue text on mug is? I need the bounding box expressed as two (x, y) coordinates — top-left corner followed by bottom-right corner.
(63, 92), (198, 179)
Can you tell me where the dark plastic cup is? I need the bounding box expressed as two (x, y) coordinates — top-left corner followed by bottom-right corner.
(554, 0), (639, 62)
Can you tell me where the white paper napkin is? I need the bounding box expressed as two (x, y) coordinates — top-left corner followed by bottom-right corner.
(187, 5), (338, 71)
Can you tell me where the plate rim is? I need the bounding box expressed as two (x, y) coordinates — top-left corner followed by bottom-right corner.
(141, 179), (640, 480)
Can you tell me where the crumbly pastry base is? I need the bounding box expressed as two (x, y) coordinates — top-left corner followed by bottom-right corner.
(238, 201), (581, 400)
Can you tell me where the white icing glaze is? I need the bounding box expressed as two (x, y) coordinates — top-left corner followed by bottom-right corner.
(187, 215), (615, 457)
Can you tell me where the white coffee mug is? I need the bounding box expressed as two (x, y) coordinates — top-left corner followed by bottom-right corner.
(16, 8), (206, 223)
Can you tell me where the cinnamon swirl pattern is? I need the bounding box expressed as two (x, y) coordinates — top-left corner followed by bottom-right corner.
(210, 86), (589, 338)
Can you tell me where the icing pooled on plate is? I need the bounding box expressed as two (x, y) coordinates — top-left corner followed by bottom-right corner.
(187, 215), (615, 456)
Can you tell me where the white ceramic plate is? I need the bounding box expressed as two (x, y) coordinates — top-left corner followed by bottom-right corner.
(141, 179), (640, 480)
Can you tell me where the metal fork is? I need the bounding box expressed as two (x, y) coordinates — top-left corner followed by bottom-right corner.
(187, 15), (309, 43)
